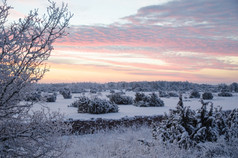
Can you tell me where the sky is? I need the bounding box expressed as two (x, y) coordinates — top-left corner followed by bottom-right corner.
(6, 0), (238, 84)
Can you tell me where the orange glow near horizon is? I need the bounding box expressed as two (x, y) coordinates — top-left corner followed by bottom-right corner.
(40, 53), (238, 84)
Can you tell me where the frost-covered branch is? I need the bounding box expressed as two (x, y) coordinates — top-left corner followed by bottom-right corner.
(0, 0), (73, 118)
(0, 0), (73, 157)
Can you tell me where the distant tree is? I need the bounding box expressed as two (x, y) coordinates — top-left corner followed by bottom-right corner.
(0, 1), (72, 157)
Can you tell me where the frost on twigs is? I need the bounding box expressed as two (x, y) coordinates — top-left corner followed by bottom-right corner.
(0, 1), (72, 157)
(0, 108), (72, 157)
(0, 0), (73, 118)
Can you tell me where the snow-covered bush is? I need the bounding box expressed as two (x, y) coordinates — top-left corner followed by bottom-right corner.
(45, 93), (57, 102)
(159, 91), (169, 98)
(168, 92), (179, 97)
(107, 93), (133, 105)
(70, 96), (91, 113)
(154, 96), (196, 148)
(110, 89), (115, 93)
(193, 100), (219, 143)
(153, 95), (238, 150)
(88, 98), (119, 114)
(225, 109), (238, 141)
(90, 88), (97, 93)
(25, 91), (42, 102)
(153, 96), (228, 149)
(60, 88), (72, 99)
(189, 90), (200, 98)
(218, 92), (232, 97)
(202, 92), (213, 100)
(71, 97), (119, 114)
(134, 93), (164, 107)
(134, 92), (146, 102)
(149, 93), (164, 107)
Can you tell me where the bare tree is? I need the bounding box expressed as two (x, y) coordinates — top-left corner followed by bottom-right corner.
(0, 0), (73, 157)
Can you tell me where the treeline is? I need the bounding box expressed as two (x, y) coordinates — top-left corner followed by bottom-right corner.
(36, 81), (238, 93)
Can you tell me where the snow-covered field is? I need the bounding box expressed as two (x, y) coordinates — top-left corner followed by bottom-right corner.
(63, 126), (238, 158)
(32, 91), (238, 121)
(30, 91), (238, 158)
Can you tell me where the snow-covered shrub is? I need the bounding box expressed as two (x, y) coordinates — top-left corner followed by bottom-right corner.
(218, 92), (232, 97)
(88, 98), (119, 114)
(193, 100), (219, 143)
(45, 93), (57, 102)
(134, 93), (164, 107)
(189, 90), (200, 98)
(154, 96), (196, 148)
(74, 96), (90, 113)
(149, 93), (164, 107)
(60, 88), (72, 99)
(168, 92), (179, 97)
(225, 109), (238, 141)
(159, 91), (169, 98)
(202, 92), (213, 100)
(110, 89), (115, 93)
(153, 96), (227, 149)
(107, 93), (133, 105)
(134, 92), (146, 102)
(71, 97), (118, 114)
(90, 88), (97, 93)
(25, 92), (42, 102)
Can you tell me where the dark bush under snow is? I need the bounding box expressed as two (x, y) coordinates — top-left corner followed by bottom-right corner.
(189, 90), (201, 98)
(60, 88), (72, 99)
(134, 93), (164, 107)
(202, 92), (213, 100)
(107, 93), (133, 105)
(153, 96), (238, 149)
(218, 92), (233, 97)
(70, 96), (119, 114)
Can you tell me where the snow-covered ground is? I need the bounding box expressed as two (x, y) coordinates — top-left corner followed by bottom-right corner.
(32, 91), (238, 121)
(63, 126), (238, 158)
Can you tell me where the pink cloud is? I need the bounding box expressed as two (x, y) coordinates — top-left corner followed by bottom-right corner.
(48, 0), (238, 83)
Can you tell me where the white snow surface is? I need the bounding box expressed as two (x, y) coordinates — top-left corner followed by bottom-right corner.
(31, 91), (238, 121)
